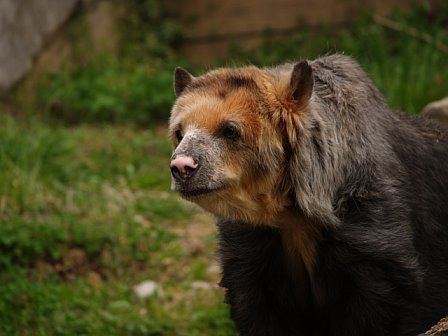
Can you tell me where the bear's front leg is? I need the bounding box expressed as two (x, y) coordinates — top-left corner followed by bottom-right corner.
(312, 240), (422, 336)
(217, 220), (312, 336)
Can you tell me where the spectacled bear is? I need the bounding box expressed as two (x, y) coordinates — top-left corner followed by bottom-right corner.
(168, 55), (448, 336)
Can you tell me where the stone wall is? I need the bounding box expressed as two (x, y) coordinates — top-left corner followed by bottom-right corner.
(0, 0), (79, 93)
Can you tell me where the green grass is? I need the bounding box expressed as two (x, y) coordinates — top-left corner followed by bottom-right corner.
(0, 115), (235, 335)
(36, 59), (177, 124)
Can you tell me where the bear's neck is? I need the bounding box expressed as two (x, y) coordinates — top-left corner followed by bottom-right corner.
(276, 210), (322, 293)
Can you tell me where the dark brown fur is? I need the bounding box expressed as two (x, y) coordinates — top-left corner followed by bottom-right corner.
(169, 55), (448, 336)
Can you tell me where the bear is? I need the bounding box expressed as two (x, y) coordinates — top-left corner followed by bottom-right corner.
(168, 54), (448, 336)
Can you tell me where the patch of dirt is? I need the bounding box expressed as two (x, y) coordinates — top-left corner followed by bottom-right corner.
(171, 211), (215, 256)
(32, 247), (106, 283)
(86, 271), (103, 288)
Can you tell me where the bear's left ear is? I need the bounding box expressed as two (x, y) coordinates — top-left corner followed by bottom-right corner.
(289, 61), (313, 106)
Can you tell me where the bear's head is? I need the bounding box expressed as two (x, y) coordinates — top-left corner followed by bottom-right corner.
(168, 62), (316, 226)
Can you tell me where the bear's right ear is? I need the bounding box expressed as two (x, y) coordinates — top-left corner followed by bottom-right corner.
(289, 61), (313, 107)
(174, 67), (194, 97)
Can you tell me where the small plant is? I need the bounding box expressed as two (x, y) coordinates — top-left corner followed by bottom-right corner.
(37, 59), (176, 124)
(120, 0), (183, 60)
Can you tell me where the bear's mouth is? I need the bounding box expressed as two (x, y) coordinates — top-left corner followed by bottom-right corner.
(179, 185), (224, 199)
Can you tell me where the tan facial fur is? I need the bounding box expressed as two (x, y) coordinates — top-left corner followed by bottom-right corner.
(169, 66), (295, 225)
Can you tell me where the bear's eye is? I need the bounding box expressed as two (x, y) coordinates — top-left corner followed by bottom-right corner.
(219, 122), (240, 141)
(175, 129), (183, 142)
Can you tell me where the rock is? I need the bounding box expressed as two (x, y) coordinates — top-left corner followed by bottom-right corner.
(133, 280), (159, 300)
(207, 262), (221, 276)
(191, 280), (212, 290)
(0, 0), (79, 92)
(423, 316), (448, 335)
(421, 97), (448, 128)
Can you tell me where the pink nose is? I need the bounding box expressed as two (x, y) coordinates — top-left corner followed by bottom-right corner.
(170, 155), (198, 180)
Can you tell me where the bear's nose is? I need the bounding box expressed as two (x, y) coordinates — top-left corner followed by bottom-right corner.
(170, 155), (198, 181)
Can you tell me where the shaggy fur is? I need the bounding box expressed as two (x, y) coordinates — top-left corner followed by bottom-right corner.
(169, 55), (448, 336)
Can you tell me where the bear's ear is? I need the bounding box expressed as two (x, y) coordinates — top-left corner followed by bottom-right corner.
(174, 67), (195, 97)
(289, 61), (313, 106)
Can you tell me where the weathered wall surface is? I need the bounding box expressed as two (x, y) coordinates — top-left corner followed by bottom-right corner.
(2, 0), (120, 111)
(0, 0), (441, 92)
(0, 0), (79, 92)
(172, 0), (437, 65)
